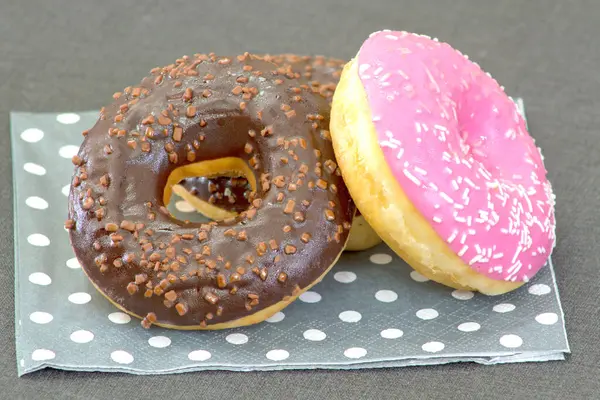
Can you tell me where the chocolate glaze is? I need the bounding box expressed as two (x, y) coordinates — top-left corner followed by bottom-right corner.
(67, 53), (355, 328)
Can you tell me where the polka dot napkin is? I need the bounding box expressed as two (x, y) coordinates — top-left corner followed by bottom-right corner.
(10, 100), (569, 376)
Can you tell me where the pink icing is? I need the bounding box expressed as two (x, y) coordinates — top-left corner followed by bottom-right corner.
(357, 30), (556, 282)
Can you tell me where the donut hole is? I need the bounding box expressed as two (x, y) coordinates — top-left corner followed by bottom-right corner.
(163, 157), (256, 223)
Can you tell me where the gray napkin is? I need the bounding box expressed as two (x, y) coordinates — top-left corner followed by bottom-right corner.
(11, 98), (569, 376)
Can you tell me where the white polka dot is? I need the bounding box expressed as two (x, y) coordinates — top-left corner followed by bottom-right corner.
(110, 350), (134, 364)
(66, 257), (81, 269)
(299, 291), (321, 303)
(416, 308), (439, 320)
(265, 312), (285, 323)
(422, 341), (445, 353)
(148, 336), (172, 348)
(458, 322), (481, 332)
(25, 196), (49, 210)
(344, 347), (367, 359)
(20, 359), (25, 367)
(380, 328), (404, 339)
(62, 185), (71, 196)
(410, 271), (430, 282)
(528, 284), (551, 296)
(369, 253), (393, 264)
(225, 333), (249, 345)
(31, 349), (55, 361)
(56, 113), (81, 124)
(27, 233), (50, 247)
(68, 292), (92, 304)
(29, 311), (53, 324)
(24, 163), (46, 176)
(70, 330), (94, 344)
(303, 329), (326, 341)
(188, 350), (212, 361)
(451, 290), (474, 300)
(21, 128), (44, 143)
(493, 303), (516, 313)
(334, 271), (356, 283)
(108, 312), (131, 324)
(535, 312), (559, 325)
(28, 272), (52, 286)
(375, 289), (398, 303)
(266, 349), (289, 361)
(175, 201), (195, 213)
(499, 334), (523, 348)
(58, 145), (80, 159)
(339, 310), (362, 323)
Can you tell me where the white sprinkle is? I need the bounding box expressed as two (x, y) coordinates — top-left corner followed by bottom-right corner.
(434, 204), (440, 209)
(460, 233), (468, 244)
(442, 152), (452, 162)
(440, 192), (454, 204)
(468, 229), (476, 235)
(385, 34), (398, 40)
(403, 170), (422, 186)
(373, 66), (383, 76)
(414, 166), (427, 176)
(359, 64), (370, 74)
(372, 115), (381, 121)
(415, 122), (422, 133)
(432, 216), (442, 223)
(424, 67), (440, 93)
(447, 230), (458, 243)
(469, 255), (482, 265)
(451, 180), (459, 191)
(464, 177), (477, 188)
(397, 69), (409, 79)
(379, 72), (391, 82)
(466, 216), (472, 226)
(511, 245), (522, 264)
(396, 148), (405, 160)
(505, 128), (517, 139)
(454, 213), (466, 224)
(444, 167), (453, 174)
(458, 245), (468, 257)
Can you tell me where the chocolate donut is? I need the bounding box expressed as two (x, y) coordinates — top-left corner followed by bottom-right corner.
(173, 54), (382, 251)
(66, 53), (355, 329)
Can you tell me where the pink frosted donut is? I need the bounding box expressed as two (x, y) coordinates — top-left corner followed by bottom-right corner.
(330, 30), (556, 295)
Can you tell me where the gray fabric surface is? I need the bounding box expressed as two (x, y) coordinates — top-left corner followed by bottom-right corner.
(10, 108), (569, 375)
(1, 0), (598, 398)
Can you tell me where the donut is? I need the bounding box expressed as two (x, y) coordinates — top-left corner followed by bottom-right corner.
(65, 52), (356, 329)
(330, 31), (556, 295)
(171, 54), (382, 252)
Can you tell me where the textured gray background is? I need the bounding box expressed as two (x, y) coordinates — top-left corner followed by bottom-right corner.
(1, 0), (598, 399)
